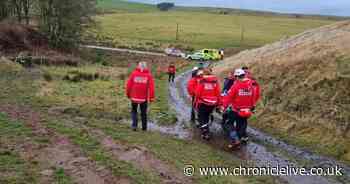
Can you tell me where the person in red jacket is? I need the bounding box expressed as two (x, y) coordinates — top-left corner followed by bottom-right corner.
(168, 63), (176, 83)
(242, 66), (261, 105)
(224, 68), (258, 145)
(194, 69), (221, 140)
(187, 67), (202, 122)
(125, 62), (155, 131)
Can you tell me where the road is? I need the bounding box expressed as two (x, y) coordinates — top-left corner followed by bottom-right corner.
(83, 45), (167, 57)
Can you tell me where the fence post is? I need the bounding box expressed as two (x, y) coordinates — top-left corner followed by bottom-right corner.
(240, 24), (245, 46)
(176, 23), (179, 41)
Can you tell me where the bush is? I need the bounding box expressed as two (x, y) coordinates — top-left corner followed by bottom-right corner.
(43, 72), (53, 82)
(63, 70), (101, 82)
(94, 50), (104, 64)
(157, 2), (175, 11)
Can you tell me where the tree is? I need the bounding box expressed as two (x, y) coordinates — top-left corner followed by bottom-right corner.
(0, 0), (97, 49)
(22, 0), (31, 25)
(0, 0), (10, 21)
(0, 0), (33, 24)
(37, 0), (97, 48)
(157, 2), (175, 11)
(11, 0), (22, 22)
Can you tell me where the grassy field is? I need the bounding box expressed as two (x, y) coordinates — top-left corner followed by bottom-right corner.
(97, 0), (156, 13)
(0, 54), (280, 183)
(90, 1), (336, 51)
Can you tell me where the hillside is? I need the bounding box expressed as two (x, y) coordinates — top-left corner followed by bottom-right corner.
(91, 0), (336, 51)
(213, 20), (350, 163)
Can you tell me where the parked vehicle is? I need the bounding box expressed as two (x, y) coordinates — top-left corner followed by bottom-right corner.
(186, 52), (206, 61)
(165, 48), (186, 58)
(186, 49), (221, 61)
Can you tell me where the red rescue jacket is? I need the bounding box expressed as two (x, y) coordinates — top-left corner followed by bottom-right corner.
(125, 68), (155, 103)
(243, 70), (260, 105)
(251, 79), (261, 105)
(194, 75), (222, 107)
(224, 78), (256, 111)
(187, 75), (202, 97)
(168, 65), (176, 74)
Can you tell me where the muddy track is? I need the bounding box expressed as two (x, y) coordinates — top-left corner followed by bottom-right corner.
(168, 67), (350, 184)
(89, 128), (193, 184)
(47, 113), (193, 184)
(0, 104), (131, 184)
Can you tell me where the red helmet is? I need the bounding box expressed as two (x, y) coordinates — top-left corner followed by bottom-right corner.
(238, 108), (252, 118)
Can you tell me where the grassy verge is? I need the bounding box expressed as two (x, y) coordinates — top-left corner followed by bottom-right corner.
(0, 113), (38, 184)
(248, 55), (350, 165)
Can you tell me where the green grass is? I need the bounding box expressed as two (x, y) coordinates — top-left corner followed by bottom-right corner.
(0, 113), (38, 184)
(53, 168), (74, 184)
(97, 0), (157, 13)
(39, 63), (181, 125)
(91, 10), (335, 51)
(0, 151), (36, 184)
(337, 57), (350, 77)
(0, 57), (278, 184)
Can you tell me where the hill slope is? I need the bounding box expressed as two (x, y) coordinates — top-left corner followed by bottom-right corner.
(213, 21), (350, 163)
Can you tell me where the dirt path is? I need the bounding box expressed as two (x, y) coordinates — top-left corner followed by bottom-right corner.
(169, 68), (349, 184)
(0, 104), (131, 184)
(89, 128), (193, 184)
(45, 108), (193, 184)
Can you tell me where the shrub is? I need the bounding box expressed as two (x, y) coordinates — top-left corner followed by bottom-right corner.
(43, 72), (53, 82)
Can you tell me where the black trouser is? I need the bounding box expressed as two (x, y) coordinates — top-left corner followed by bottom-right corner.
(131, 102), (148, 130)
(221, 111), (230, 132)
(231, 111), (248, 139)
(222, 109), (240, 141)
(168, 73), (175, 83)
(197, 104), (215, 133)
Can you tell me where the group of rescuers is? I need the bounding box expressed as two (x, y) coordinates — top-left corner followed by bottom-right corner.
(125, 61), (260, 149)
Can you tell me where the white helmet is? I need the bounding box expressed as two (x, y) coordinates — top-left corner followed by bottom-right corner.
(192, 66), (199, 71)
(234, 69), (245, 76)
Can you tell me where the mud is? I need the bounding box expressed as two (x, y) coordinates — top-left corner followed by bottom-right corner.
(168, 68), (350, 184)
(90, 129), (193, 184)
(0, 104), (131, 184)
